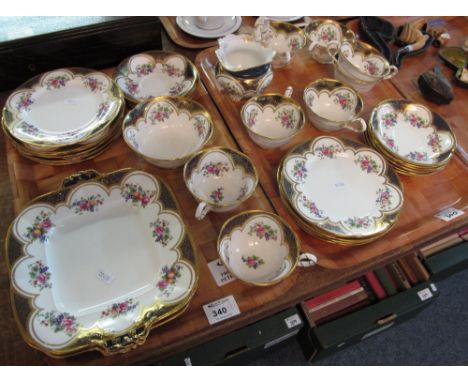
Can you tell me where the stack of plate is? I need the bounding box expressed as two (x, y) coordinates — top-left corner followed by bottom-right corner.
(366, 99), (457, 176)
(2, 68), (125, 165)
(278, 136), (404, 245)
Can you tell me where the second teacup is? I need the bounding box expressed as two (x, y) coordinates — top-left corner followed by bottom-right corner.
(183, 146), (259, 220)
(303, 78), (366, 133)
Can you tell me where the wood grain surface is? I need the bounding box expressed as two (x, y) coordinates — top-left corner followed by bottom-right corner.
(195, 45), (468, 269)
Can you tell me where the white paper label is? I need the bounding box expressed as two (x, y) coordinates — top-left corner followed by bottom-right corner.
(203, 295), (240, 325)
(284, 314), (302, 329)
(184, 357), (192, 366)
(418, 288), (433, 301)
(434, 207), (465, 222)
(97, 269), (114, 284)
(264, 330), (299, 349)
(208, 259), (236, 287)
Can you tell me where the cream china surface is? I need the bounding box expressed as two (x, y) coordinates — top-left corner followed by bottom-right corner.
(279, 136), (404, 239)
(216, 34), (275, 78)
(3, 68), (123, 147)
(176, 16), (242, 39)
(254, 19), (306, 68)
(240, 87), (305, 148)
(306, 19), (355, 64)
(303, 79), (366, 133)
(123, 96), (213, 168)
(215, 63), (273, 101)
(6, 169), (198, 357)
(369, 100), (456, 166)
(183, 147), (258, 220)
(114, 51), (198, 104)
(217, 211), (311, 286)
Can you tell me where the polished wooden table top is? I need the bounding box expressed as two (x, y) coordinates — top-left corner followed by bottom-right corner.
(0, 16), (467, 365)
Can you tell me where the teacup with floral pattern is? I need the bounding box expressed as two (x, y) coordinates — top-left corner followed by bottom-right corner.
(303, 78), (366, 133)
(183, 147), (259, 220)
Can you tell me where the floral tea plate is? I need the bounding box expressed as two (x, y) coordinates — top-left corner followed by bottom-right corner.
(303, 79), (366, 133)
(114, 51), (198, 104)
(369, 100), (456, 167)
(217, 211), (315, 286)
(2, 68), (123, 148)
(183, 147), (258, 220)
(278, 136), (403, 240)
(240, 87), (305, 148)
(5, 169), (198, 357)
(122, 96), (213, 168)
(176, 16), (242, 39)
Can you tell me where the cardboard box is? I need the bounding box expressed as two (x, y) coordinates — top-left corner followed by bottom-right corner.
(423, 241), (468, 282)
(299, 282), (439, 362)
(154, 307), (304, 365)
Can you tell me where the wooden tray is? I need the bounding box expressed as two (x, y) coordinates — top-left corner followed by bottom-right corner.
(195, 46), (468, 269)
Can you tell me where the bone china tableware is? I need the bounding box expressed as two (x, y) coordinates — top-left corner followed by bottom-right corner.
(217, 210), (316, 286)
(114, 51), (198, 104)
(254, 19), (306, 68)
(122, 96), (213, 169)
(305, 19), (355, 64)
(240, 87), (305, 148)
(278, 136), (404, 244)
(303, 79), (366, 133)
(2, 68), (124, 163)
(183, 147), (259, 220)
(5, 169), (198, 357)
(176, 16), (242, 39)
(366, 99), (457, 175)
(330, 40), (398, 92)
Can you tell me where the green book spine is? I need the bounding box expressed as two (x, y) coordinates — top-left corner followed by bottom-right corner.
(374, 268), (398, 296)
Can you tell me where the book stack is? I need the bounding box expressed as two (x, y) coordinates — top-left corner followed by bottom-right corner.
(303, 254), (432, 326)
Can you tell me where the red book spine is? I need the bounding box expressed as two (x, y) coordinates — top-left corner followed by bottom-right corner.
(364, 271), (387, 300)
(304, 280), (362, 310)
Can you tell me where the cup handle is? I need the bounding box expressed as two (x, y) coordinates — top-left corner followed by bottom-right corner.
(326, 43), (340, 64)
(383, 65), (399, 80)
(284, 86), (293, 98)
(343, 117), (367, 133)
(195, 202), (211, 220)
(308, 40), (319, 52)
(297, 253), (318, 268)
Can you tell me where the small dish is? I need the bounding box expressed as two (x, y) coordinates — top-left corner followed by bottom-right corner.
(114, 51), (198, 104)
(254, 19), (306, 68)
(264, 16), (303, 23)
(183, 147), (258, 220)
(305, 19), (355, 64)
(122, 96), (213, 168)
(216, 34), (275, 78)
(217, 210), (315, 286)
(176, 16), (242, 39)
(240, 87), (305, 148)
(303, 78), (366, 133)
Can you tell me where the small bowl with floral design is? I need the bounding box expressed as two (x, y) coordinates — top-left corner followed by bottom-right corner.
(183, 147), (259, 220)
(254, 18), (306, 68)
(240, 87), (305, 149)
(114, 51), (198, 104)
(303, 78), (366, 133)
(123, 96), (213, 169)
(217, 210), (316, 286)
(305, 19), (355, 64)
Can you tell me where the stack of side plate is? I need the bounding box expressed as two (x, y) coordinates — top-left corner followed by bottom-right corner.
(366, 99), (457, 176)
(278, 136), (404, 245)
(2, 68), (125, 165)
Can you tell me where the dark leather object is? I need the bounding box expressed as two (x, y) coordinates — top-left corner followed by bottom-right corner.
(418, 66), (454, 104)
(359, 16), (395, 64)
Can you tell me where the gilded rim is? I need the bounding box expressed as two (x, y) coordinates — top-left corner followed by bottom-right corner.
(303, 78), (365, 123)
(305, 19), (356, 45)
(240, 93), (305, 142)
(217, 210), (300, 286)
(4, 168), (199, 357)
(113, 50), (199, 105)
(122, 95), (214, 165)
(182, 146), (259, 209)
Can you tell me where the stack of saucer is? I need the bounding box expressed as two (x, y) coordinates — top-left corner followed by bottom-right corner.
(2, 68), (125, 165)
(278, 136), (404, 245)
(366, 99), (457, 176)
